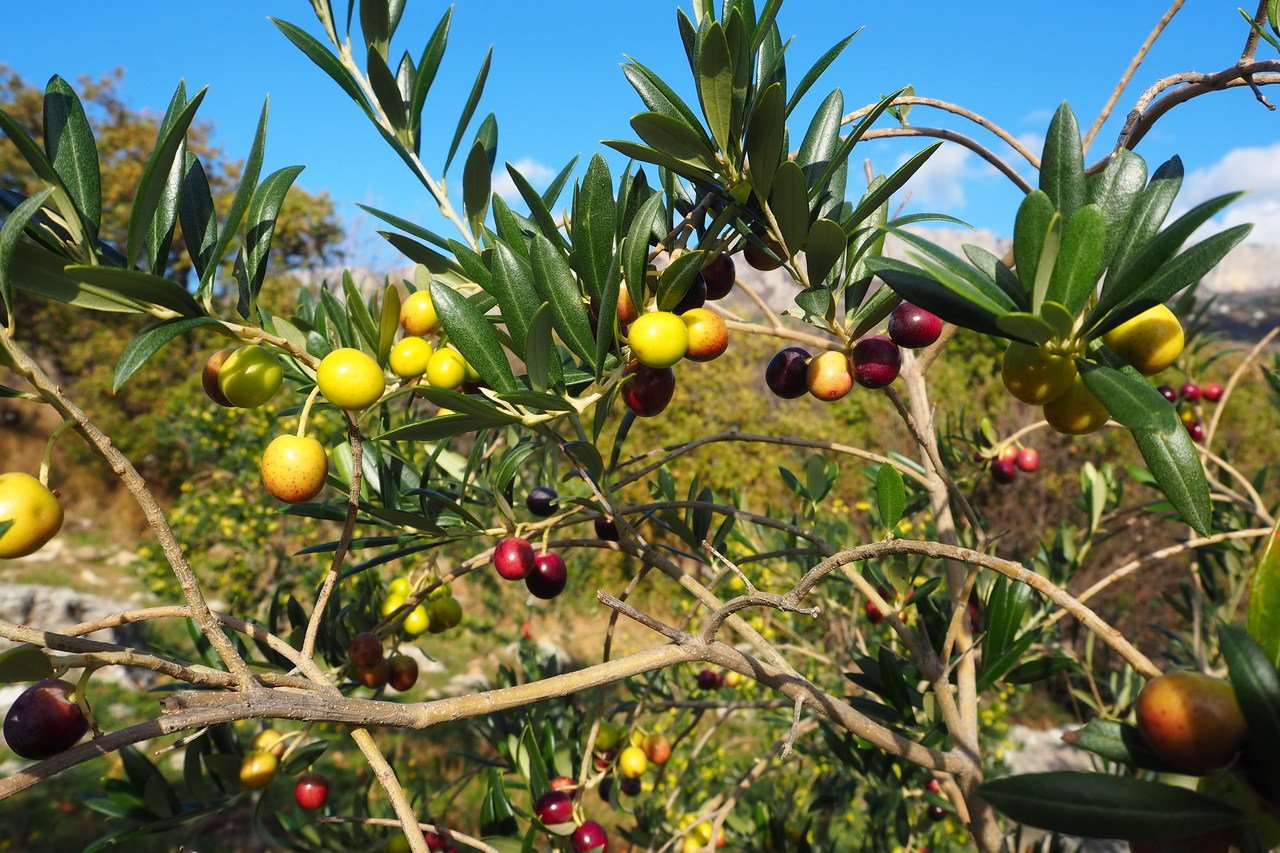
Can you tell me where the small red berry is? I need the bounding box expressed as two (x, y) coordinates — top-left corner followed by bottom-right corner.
(1186, 420), (1205, 442)
(887, 302), (944, 349)
(991, 458), (1017, 485)
(1157, 385), (1178, 403)
(1180, 382), (1201, 402)
(1202, 382), (1224, 402)
(864, 601), (885, 624)
(294, 771), (329, 810)
(696, 668), (723, 690)
(851, 335), (902, 389)
(1015, 448), (1039, 473)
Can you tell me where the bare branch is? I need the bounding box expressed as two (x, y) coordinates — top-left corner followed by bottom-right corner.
(1084, 0), (1188, 153)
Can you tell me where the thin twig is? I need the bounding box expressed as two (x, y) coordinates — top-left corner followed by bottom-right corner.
(1083, 0), (1188, 153)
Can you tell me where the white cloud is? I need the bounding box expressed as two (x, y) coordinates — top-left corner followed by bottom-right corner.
(1180, 142), (1280, 245)
(894, 141), (994, 209)
(491, 157), (556, 202)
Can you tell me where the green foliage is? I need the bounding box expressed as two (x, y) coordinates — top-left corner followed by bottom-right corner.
(1, 3), (1278, 853)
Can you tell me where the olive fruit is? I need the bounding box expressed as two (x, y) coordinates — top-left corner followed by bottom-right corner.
(317, 348), (385, 410)
(850, 335), (902, 389)
(701, 253), (736, 300)
(1100, 304), (1184, 375)
(621, 361), (676, 418)
(765, 347), (811, 399)
(3, 678), (88, 759)
(527, 552), (568, 600)
(526, 486), (559, 517)
(294, 771), (329, 810)
(218, 345), (283, 409)
(628, 311), (689, 369)
(239, 750), (279, 790)
(400, 290), (439, 336)
(0, 472), (64, 559)
(260, 435), (328, 503)
(1001, 341), (1076, 405)
(494, 537), (536, 581)
(1135, 671), (1247, 774)
(887, 302), (944, 349)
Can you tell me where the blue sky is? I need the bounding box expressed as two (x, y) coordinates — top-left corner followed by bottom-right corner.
(3, 1), (1279, 266)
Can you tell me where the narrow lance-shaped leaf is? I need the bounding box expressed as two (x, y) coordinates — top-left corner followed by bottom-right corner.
(359, 0), (390, 56)
(366, 46), (407, 132)
(198, 97), (269, 299)
(114, 316), (227, 391)
(66, 265), (204, 318)
(530, 234), (596, 367)
(868, 257), (1007, 338)
(1012, 190), (1054, 304)
(1129, 422), (1212, 537)
(745, 81), (785, 198)
(602, 139), (718, 186)
(785, 30), (859, 117)
(428, 281), (519, 394)
(1030, 213), (1061, 314)
(271, 18), (372, 119)
(630, 112), (721, 172)
(795, 88), (843, 191)
(1248, 518), (1280, 669)
(147, 84), (190, 277)
(462, 139), (492, 238)
(572, 154), (616, 301)
(1086, 147), (1147, 273)
(770, 160), (810, 256)
(127, 84), (207, 271)
(1039, 103), (1085, 219)
(377, 283), (401, 366)
(1047, 203), (1104, 314)
(1102, 155), (1183, 295)
(443, 46), (492, 174)
(408, 8), (452, 151)
(978, 772), (1244, 841)
(622, 192), (666, 321)
(884, 226), (1018, 315)
(505, 161), (563, 250)
(876, 463), (905, 532)
(656, 249), (705, 311)
(523, 303), (559, 392)
(1218, 623), (1280, 798)
(593, 261), (620, 381)
(489, 241), (543, 358)
(1088, 192), (1245, 334)
(0, 188), (55, 321)
(43, 75), (101, 239)
(541, 154), (579, 208)
(240, 165), (304, 319)
(13, 242), (150, 313)
(695, 20), (734, 154)
(1086, 223), (1252, 341)
(621, 59), (714, 149)
(845, 143), (941, 230)
(805, 218), (846, 286)
(178, 154), (217, 283)
(342, 270), (380, 351)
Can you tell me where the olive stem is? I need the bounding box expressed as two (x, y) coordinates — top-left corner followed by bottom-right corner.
(38, 420), (75, 487)
(296, 385), (322, 438)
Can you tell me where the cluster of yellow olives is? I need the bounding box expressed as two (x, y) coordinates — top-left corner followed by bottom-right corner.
(1001, 304), (1184, 434)
(382, 574), (463, 637)
(391, 290), (481, 390)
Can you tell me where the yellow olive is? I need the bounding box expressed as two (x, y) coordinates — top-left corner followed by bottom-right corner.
(1101, 304), (1184, 375)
